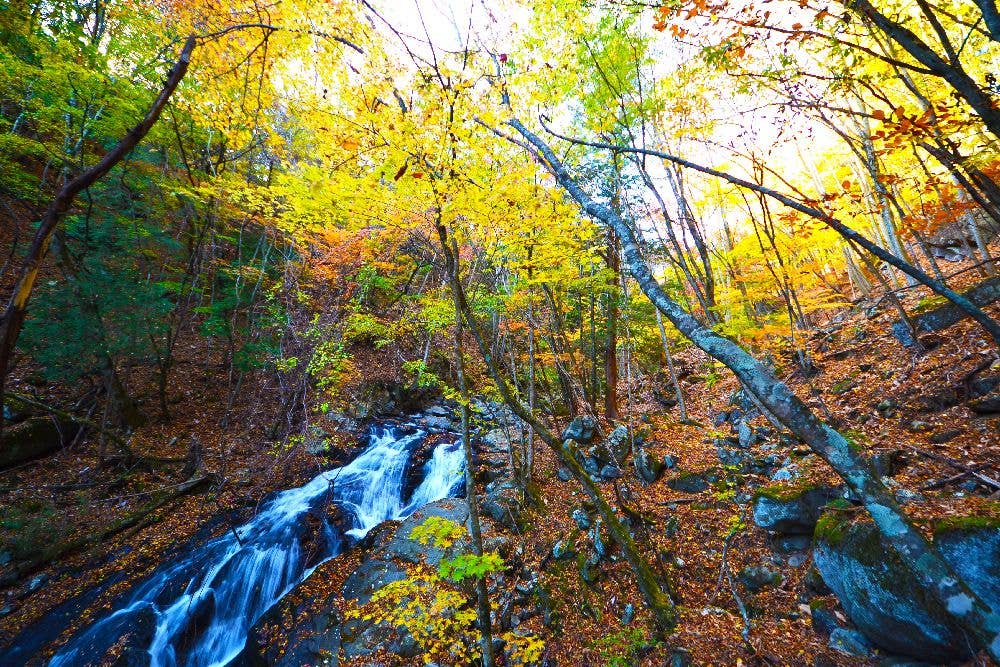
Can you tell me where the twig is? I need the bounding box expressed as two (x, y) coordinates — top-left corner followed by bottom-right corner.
(908, 446), (1000, 490)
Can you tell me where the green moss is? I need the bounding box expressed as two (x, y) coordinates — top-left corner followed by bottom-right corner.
(914, 295), (948, 313)
(841, 429), (867, 453)
(814, 503), (857, 546)
(933, 512), (1000, 536)
(754, 480), (821, 503)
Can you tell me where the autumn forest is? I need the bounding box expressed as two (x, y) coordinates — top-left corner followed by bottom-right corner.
(1, 0), (1000, 665)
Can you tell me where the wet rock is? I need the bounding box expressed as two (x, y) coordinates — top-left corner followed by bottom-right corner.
(561, 416), (596, 444)
(738, 565), (783, 592)
(752, 485), (840, 535)
(814, 511), (1000, 662)
(662, 454), (677, 470)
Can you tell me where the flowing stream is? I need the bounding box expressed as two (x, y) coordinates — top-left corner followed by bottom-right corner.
(47, 424), (466, 667)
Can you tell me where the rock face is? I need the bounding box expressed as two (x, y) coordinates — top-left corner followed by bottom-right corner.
(243, 499), (475, 666)
(813, 513), (1000, 662)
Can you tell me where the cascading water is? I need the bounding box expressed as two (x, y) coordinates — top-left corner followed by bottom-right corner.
(47, 425), (465, 667)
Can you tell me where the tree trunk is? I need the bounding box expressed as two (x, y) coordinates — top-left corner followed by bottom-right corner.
(440, 230), (495, 667)
(509, 118), (1000, 660)
(435, 223), (678, 635)
(0, 35), (196, 434)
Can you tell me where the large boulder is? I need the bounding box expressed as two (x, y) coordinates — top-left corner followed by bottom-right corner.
(752, 483), (841, 535)
(813, 511), (1000, 662)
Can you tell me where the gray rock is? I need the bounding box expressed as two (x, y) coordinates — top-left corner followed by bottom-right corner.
(829, 628), (874, 659)
(305, 425), (329, 455)
(770, 463), (801, 482)
(894, 488), (925, 505)
(422, 415), (453, 431)
(604, 425), (630, 463)
(738, 565), (783, 592)
(589, 520), (609, 559)
(571, 508), (591, 530)
(752, 486), (840, 535)
(557, 467), (572, 482)
(716, 446), (752, 469)
(634, 445), (664, 485)
(552, 540), (574, 560)
(561, 416), (596, 444)
(385, 498), (470, 565)
(737, 421), (757, 449)
(425, 405), (450, 417)
(814, 515), (1000, 662)
(810, 603), (840, 637)
(662, 454), (677, 469)
(598, 464), (622, 480)
(621, 603), (635, 625)
(481, 481), (521, 531)
(928, 429), (963, 444)
(667, 471), (709, 493)
(342, 560), (407, 605)
(1, 417), (81, 469)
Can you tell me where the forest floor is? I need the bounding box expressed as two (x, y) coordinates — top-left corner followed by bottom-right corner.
(1, 255), (999, 666)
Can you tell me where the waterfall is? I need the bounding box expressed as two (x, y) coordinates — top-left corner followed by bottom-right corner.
(47, 425), (465, 667)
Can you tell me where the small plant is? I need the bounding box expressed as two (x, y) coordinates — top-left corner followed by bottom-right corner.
(348, 517), (545, 665)
(589, 626), (658, 667)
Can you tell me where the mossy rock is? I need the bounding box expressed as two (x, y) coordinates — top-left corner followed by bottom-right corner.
(0, 417), (80, 469)
(666, 469), (712, 493)
(752, 482), (841, 535)
(813, 510), (1000, 662)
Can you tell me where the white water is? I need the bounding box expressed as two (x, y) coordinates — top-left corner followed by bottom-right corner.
(48, 425), (465, 667)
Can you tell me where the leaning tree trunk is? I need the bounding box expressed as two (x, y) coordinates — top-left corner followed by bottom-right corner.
(435, 223), (679, 635)
(509, 118), (1000, 661)
(441, 230), (495, 667)
(0, 35), (196, 435)
(530, 126), (1000, 348)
